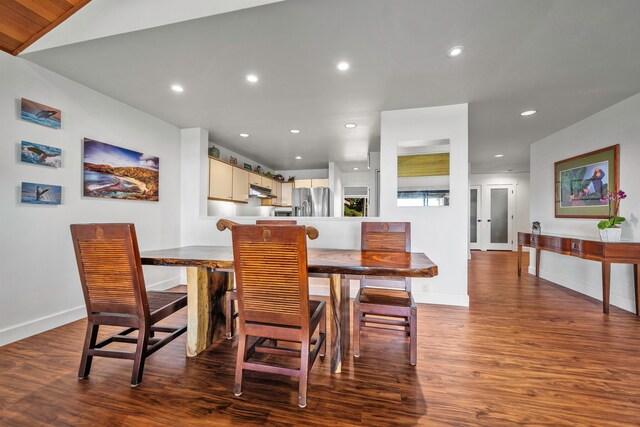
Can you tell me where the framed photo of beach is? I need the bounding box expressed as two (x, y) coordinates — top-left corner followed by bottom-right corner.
(82, 138), (159, 202)
(554, 145), (619, 218)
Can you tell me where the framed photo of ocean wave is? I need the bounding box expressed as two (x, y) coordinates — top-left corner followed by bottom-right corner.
(21, 141), (62, 168)
(82, 138), (159, 202)
(21, 98), (61, 129)
(554, 145), (619, 218)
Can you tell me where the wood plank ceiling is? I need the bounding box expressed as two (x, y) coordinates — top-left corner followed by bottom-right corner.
(0, 0), (91, 56)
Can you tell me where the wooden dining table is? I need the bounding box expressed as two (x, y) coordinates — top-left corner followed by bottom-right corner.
(140, 245), (438, 373)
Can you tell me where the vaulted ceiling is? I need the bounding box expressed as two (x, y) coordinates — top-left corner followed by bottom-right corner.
(18, 0), (640, 172)
(0, 0), (91, 56)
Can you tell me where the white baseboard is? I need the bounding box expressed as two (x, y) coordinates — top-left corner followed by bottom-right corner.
(528, 266), (635, 313)
(0, 277), (180, 347)
(309, 279), (470, 307)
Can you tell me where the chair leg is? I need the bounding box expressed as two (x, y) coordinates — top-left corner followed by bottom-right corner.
(78, 322), (99, 379)
(234, 334), (248, 396)
(353, 303), (361, 358)
(225, 292), (233, 339)
(131, 324), (150, 387)
(319, 308), (326, 357)
(409, 307), (417, 366)
(298, 338), (310, 408)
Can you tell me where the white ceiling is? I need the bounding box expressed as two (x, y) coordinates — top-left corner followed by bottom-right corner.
(24, 0), (284, 53)
(22, 0), (640, 173)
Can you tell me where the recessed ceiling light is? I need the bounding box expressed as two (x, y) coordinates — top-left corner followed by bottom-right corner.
(521, 110), (537, 116)
(171, 84), (184, 93)
(353, 167), (359, 171)
(494, 154), (504, 158)
(295, 155), (302, 160)
(447, 46), (464, 58)
(289, 129), (301, 134)
(345, 123), (357, 128)
(246, 74), (259, 83)
(239, 133), (249, 138)
(337, 61), (350, 71)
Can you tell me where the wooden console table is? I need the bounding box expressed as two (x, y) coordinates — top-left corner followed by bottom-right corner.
(518, 232), (639, 316)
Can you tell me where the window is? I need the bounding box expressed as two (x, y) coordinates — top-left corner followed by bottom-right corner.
(397, 190), (449, 207)
(343, 186), (369, 217)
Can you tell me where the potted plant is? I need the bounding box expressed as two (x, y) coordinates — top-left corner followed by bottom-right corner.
(597, 190), (627, 242)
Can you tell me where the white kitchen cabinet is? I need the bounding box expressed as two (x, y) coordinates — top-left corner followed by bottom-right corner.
(294, 179), (312, 188)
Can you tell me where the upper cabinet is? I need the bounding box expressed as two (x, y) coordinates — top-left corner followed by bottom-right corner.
(232, 168), (249, 202)
(260, 176), (273, 190)
(249, 172), (262, 186)
(209, 157), (248, 203)
(209, 159), (233, 201)
(294, 178), (328, 188)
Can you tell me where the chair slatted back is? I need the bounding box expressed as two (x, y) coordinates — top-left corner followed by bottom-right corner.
(232, 225), (309, 328)
(361, 222), (412, 291)
(255, 220), (297, 225)
(71, 224), (148, 317)
(361, 222), (411, 252)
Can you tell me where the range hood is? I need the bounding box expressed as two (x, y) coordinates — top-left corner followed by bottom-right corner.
(249, 184), (275, 199)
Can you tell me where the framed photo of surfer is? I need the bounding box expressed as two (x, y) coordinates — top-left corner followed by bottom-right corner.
(20, 98), (62, 129)
(82, 138), (159, 202)
(21, 182), (62, 205)
(554, 144), (619, 218)
(20, 141), (62, 168)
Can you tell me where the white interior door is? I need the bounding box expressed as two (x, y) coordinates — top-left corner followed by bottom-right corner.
(484, 184), (514, 251)
(469, 185), (482, 250)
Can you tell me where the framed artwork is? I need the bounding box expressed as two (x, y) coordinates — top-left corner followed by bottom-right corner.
(555, 144), (619, 218)
(244, 163), (252, 171)
(21, 182), (62, 205)
(83, 138), (159, 202)
(20, 98), (62, 129)
(21, 141), (62, 168)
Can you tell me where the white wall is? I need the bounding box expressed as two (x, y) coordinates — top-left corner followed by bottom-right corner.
(0, 54), (182, 345)
(469, 172), (531, 251)
(180, 103), (470, 306)
(530, 92), (640, 314)
(328, 162), (343, 217)
(380, 104), (469, 305)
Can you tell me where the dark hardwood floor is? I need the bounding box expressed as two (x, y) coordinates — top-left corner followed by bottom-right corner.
(1, 251), (639, 426)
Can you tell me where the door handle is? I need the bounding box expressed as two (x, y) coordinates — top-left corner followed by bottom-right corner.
(477, 219), (482, 222)
(487, 219), (491, 222)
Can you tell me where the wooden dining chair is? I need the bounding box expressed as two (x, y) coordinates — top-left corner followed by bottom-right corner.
(70, 223), (187, 387)
(220, 219), (300, 339)
(221, 222), (325, 407)
(353, 222), (417, 365)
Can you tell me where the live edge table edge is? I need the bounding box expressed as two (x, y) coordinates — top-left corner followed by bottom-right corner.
(517, 231), (640, 316)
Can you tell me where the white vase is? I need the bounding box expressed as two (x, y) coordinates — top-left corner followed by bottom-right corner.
(599, 228), (622, 242)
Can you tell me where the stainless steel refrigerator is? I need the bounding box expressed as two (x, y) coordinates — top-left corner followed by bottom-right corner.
(292, 187), (331, 216)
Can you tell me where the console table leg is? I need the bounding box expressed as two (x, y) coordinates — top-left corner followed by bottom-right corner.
(602, 262), (611, 315)
(535, 249), (541, 277)
(634, 264), (639, 317)
(517, 245), (522, 276)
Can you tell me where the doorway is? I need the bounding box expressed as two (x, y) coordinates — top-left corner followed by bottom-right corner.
(469, 184), (515, 251)
(469, 185), (482, 250)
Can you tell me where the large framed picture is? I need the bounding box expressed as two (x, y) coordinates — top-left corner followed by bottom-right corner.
(83, 138), (159, 202)
(555, 144), (619, 218)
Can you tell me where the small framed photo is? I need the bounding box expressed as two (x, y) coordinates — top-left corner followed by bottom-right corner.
(21, 182), (62, 205)
(244, 163), (252, 171)
(229, 156), (238, 165)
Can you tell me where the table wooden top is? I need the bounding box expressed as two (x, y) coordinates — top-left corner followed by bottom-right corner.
(140, 246), (438, 278)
